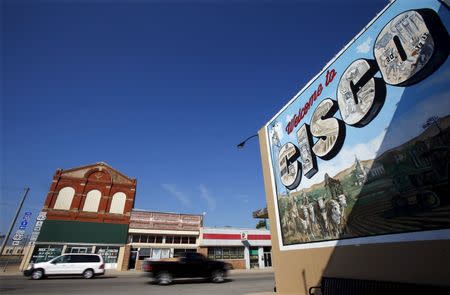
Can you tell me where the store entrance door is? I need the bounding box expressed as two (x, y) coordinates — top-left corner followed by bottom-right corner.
(249, 247), (259, 269)
(128, 251), (138, 270)
(263, 252), (272, 267)
(263, 247), (272, 267)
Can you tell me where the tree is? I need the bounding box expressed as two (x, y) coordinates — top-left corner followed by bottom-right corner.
(256, 220), (267, 229)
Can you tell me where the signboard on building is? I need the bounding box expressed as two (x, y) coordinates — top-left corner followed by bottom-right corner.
(29, 211), (47, 245)
(31, 244), (63, 263)
(130, 210), (203, 231)
(12, 212), (32, 246)
(264, 0), (450, 251)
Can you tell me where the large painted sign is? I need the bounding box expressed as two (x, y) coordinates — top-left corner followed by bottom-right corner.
(265, 0), (450, 250)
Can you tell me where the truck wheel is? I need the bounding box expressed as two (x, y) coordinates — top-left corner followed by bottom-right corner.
(31, 269), (44, 280)
(211, 270), (225, 283)
(157, 272), (172, 285)
(83, 269), (94, 279)
(421, 191), (440, 209)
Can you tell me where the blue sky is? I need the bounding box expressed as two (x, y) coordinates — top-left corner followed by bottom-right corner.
(1, 0), (390, 236)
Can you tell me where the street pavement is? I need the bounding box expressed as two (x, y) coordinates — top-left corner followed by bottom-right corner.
(0, 269), (275, 295)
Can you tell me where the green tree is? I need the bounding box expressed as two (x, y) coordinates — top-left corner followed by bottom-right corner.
(256, 220), (267, 229)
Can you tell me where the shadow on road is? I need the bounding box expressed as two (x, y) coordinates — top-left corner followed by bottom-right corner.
(147, 278), (233, 286)
(26, 276), (119, 280)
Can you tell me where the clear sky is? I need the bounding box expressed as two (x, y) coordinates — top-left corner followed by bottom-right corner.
(1, 0), (389, 235)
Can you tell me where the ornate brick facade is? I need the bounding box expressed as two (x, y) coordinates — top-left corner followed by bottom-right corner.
(42, 162), (137, 224)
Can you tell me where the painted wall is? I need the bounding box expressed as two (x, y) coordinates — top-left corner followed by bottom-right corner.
(259, 0), (450, 293)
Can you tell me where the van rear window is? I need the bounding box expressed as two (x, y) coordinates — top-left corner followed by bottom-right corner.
(70, 255), (100, 263)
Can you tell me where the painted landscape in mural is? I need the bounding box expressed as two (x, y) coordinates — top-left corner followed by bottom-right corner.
(278, 115), (450, 244)
(266, 0), (450, 247)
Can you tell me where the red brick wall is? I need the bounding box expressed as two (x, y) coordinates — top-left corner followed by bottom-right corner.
(43, 164), (137, 224)
(121, 245), (131, 271)
(225, 259), (246, 270)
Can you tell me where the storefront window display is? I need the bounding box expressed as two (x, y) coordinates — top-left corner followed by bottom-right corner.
(95, 246), (119, 264)
(208, 247), (244, 260)
(31, 245), (63, 263)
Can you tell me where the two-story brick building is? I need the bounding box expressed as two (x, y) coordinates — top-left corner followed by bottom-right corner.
(21, 162), (137, 270)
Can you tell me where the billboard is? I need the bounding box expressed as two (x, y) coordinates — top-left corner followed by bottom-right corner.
(264, 0), (450, 250)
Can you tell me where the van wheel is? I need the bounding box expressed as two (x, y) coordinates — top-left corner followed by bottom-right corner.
(31, 269), (44, 280)
(157, 272), (172, 285)
(211, 270), (225, 283)
(83, 269), (94, 279)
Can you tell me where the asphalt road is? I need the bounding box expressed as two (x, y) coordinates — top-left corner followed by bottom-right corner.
(0, 272), (275, 295)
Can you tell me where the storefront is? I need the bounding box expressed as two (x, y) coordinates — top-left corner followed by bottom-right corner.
(198, 227), (271, 270)
(19, 162), (137, 271)
(123, 210), (203, 270)
(26, 219), (129, 269)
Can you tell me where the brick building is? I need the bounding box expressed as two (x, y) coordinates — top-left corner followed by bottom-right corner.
(123, 210), (203, 271)
(21, 162), (137, 270)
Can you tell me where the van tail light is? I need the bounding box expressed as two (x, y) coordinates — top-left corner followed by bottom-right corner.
(99, 263), (105, 269)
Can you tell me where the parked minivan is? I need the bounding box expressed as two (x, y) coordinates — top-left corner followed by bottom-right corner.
(24, 253), (105, 280)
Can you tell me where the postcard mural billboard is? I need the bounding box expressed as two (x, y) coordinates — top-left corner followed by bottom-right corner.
(264, 0), (450, 250)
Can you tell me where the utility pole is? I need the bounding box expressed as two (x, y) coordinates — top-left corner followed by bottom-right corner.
(0, 188), (30, 256)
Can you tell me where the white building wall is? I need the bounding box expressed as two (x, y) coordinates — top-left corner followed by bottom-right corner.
(244, 246), (250, 269)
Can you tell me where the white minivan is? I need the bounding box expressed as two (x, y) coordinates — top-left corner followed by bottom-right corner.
(24, 253), (105, 280)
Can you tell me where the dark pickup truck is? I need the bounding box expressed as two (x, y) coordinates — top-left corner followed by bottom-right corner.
(142, 252), (232, 285)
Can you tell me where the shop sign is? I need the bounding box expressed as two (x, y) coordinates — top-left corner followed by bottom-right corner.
(264, 0), (450, 250)
(12, 212), (32, 246)
(29, 211), (47, 245)
(31, 245), (63, 263)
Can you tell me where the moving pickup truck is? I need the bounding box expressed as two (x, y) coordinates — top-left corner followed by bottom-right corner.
(142, 252), (232, 285)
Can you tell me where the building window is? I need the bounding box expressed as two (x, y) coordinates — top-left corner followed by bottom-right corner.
(130, 234), (165, 244)
(95, 246), (119, 264)
(173, 248), (196, 257)
(83, 189), (101, 212)
(109, 192), (126, 214)
(139, 248), (171, 260)
(208, 247), (244, 260)
(162, 235), (196, 244)
(54, 187), (75, 210)
(138, 248), (151, 260)
(65, 246), (93, 254)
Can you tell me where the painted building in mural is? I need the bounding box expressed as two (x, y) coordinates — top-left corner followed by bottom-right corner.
(21, 162), (137, 270)
(259, 0), (450, 294)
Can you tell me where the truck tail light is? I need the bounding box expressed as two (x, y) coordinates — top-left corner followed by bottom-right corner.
(143, 264), (153, 272)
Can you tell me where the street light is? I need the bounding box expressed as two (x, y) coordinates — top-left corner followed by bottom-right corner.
(237, 134), (258, 149)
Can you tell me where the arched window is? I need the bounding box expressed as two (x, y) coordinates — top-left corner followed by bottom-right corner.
(83, 189), (101, 212)
(109, 192), (126, 214)
(54, 187), (75, 210)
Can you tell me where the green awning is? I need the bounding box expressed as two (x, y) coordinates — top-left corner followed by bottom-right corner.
(37, 220), (128, 244)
